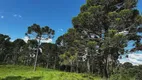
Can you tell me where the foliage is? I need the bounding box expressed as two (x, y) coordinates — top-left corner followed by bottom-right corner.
(110, 63), (142, 80)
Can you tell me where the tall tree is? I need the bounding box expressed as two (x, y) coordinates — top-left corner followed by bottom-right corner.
(0, 34), (12, 64)
(12, 39), (26, 65)
(25, 24), (55, 71)
(70, 0), (141, 78)
(19, 40), (38, 65)
(40, 43), (58, 69)
(100, 30), (127, 78)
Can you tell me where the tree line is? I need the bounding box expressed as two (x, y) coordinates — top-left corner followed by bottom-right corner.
(0, 0), (142, 79)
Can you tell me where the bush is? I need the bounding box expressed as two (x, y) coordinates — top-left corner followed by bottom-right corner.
(110, 74), (120, 80)
(135, 70), (142, 80)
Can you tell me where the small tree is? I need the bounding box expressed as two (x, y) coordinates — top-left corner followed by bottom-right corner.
(25, 24), (55, 71)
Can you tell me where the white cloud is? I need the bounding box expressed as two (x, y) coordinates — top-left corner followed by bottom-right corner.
(18, 15), (22, 18)
(41, 39), (52, 43)
(23, 36), (29, 43)
(13, 14), (17, 17)
(128, 54), (142, 64)
(60, 29), (63, 31)
(13, 14), (22, 18)
(57, 29), (64, 32)
(119, 52), (142, 65)
(1, 16), (4, 19)
(10, 39), (14, 42)
(23, 36), (52, 43)
(117, 30), (129, 36)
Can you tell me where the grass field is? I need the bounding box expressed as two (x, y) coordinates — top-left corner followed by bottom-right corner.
(0, 65), (101, 80)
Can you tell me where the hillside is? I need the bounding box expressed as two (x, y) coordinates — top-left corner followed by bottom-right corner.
(0, 65), (101, 80)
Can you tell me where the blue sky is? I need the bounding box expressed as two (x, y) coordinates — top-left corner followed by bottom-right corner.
(0, 0), (141, 43)
(0, 0), (86, 42)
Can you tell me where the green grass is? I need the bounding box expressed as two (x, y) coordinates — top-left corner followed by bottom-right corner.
(0, 65), (101, 80)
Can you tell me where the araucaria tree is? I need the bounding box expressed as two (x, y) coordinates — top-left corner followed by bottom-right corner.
(25, 24), (55, 71)
(57, 0), (142, 79)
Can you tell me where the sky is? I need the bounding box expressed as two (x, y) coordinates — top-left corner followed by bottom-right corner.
(0, 0), (142, 64)
(0, 0), (86, 42)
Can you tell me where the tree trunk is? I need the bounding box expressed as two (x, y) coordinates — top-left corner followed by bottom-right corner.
(71, 62), (73, 72)
(65, 66), (67, 71)
(87, 59), (90, 73)
(33, 39), (41, 71)
(91, 62), (94, 74)
(76, 61), (79, 73)
(46, 62), (49, 68)
(53, 57), (56, 69)
(13, 52), (18, 65)
(4, 54), (8, 63)
(103, 57), (109, 79)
